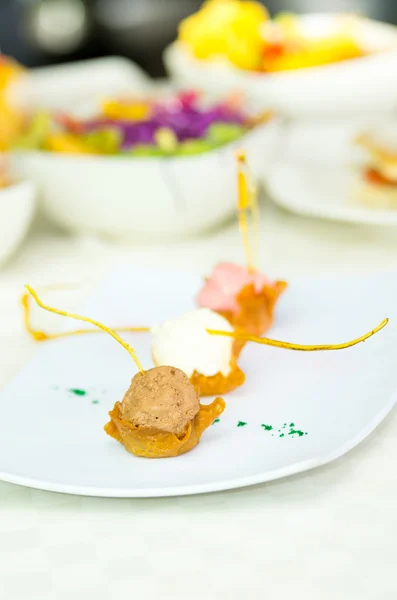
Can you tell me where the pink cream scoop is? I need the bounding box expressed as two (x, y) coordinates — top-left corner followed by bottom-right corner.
(197, 262), (274, 315)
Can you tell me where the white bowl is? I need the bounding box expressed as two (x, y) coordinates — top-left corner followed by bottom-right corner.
(0, 181), (36, 266)
(164, 15), (397, 117)
(10, 119), (280, 239)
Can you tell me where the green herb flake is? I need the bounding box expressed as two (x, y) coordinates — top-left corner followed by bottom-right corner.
(69, 388), (87, 396)
(288, 428), (305, 437)
(261, 424), (273, 431)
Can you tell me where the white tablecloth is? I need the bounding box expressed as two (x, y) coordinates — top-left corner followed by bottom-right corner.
(0, 201), (396, 599)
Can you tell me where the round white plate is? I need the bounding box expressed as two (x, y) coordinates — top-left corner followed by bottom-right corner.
(0, 266), (396, 497)
(267, 161), (397, 225)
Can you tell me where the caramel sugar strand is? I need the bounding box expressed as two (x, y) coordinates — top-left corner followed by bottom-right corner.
(25, 285), (146, 374)
(22, 285), (149, 342)
(207, 318), (388, 351)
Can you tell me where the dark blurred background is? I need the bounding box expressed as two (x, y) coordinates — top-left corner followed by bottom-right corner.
(1, 0), (397, 77)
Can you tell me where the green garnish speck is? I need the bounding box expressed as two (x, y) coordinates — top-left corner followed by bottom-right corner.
(69, 388), (87, 396)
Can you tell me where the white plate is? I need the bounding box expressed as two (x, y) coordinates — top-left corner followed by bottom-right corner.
(278, 117), (391, 167)
(267, 161), (397, 225)
(0, 266), (396, 497)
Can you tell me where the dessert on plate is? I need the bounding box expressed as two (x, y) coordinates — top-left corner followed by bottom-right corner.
(354, 125), (397, 209)
(25, 285), (225, 459)
(151, 308), (245, 396)
(197, 150), (287, 352)
(106, 365), (225, 458)
(197, 261), (287, 354)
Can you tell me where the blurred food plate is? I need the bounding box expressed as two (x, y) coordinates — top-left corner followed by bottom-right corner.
(277, 116), (391, 167)
(0, 181), (36, 266)
(267, 161), (397, 226)
(165, 15), (397, 117)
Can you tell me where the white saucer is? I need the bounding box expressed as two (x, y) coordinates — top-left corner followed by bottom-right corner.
(267, 161), (397, 225)
(0, 266), (395, 497)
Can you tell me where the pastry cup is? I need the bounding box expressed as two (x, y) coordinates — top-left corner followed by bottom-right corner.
(190, 360), (245, 397)
(104, 397), (225, 458)
(218, 280), (287, 355)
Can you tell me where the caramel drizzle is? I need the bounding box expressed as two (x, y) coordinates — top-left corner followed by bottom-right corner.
(22, 284), (150, 342)
(207, 318), (388, 351)
(23, 286), (388, 358)
(236, 150), (259, 273)
(25, 285), (146, 374)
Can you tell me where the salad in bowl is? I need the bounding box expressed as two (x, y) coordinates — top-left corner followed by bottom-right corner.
(10, 91), (279, 238)
(165, 0), (397, 115)
(13, 90), (266, 157)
